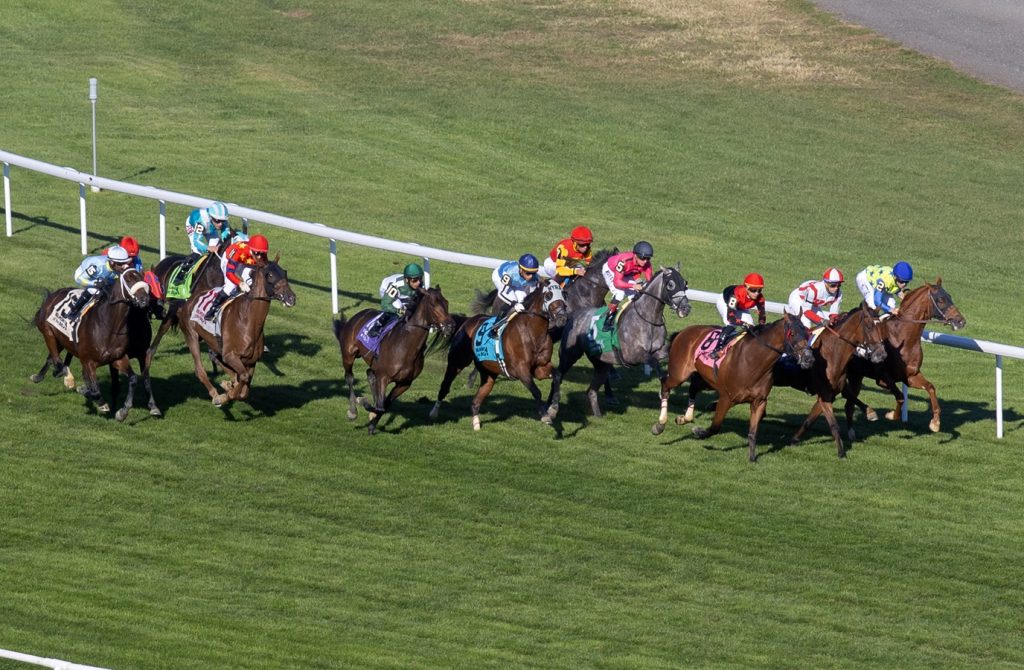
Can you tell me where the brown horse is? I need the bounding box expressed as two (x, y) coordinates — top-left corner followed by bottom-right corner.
(843, 279), (966, 438)
(147, 251), (226, 359)
(334, 286), (455, 435)
(430, 280), (568, 430)
(773, 304), (889, 458)
(32, 268), (157, 420)
(651, 312), (815, 462)
(177, 260), (296, 406)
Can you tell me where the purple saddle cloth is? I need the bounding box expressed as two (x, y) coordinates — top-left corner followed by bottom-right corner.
(357, 313), (401, 353)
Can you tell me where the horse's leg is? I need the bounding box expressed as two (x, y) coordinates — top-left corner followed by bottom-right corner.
(792, 400), (825, 444)
(113, 359), (138, 423)
(746, 397), (768, 463)
(586, 362), (613, 418)
(470, 372), (498, 431)
(842, 375), (866, 443)
(546, 343), (584, 420)
(431, 359), (467, 420)
(817, 400), (846, 458)
(653, 365), (693, 436)
(692, 396), (732, 440)
(184, 326), (227, 406)
(80, 360), (110, 414)
(906, 371), (941, 432)
(677, 375), (707, 425)
(218, 352), (251, 401)
(139, 352), (161, 417)
(145, 313), (175, 369)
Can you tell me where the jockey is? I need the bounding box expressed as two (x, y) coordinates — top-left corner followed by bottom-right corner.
(204, 234), (269, 320)
(786, 267), (845, 330)
(856, 261), (913, 317)
(62, 245), (134, 320)
(181, 201), (232, 276)
(368, 262), (425, 338)
(106, 235), (144, 272)
(492, 254), (541, 314)
(601, 240), (653, 331)
(540, 225), (594, 287)
(710, 273), (767, 359)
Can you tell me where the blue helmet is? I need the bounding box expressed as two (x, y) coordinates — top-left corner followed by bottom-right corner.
(207, 201), (229, 223)
(893, 261), (913, 282)
(518, 254), (540, 273)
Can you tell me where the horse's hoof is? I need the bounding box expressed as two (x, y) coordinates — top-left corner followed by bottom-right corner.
(150, 408), (163, 417)
(790, 436), (801, 445)
(865, 408), (878, 422)
(651, 423), (665, 436)
(540, 415), (552, 426)
(97, 403), (111, 414)
(929, 418), (940, 433)
(692, 426), (708, 439)
(346, 408), (358, 420)
(115, 409), (129, 422)
(847, 429), (856, 443)
(212, 394), (227, 407)
(30, 374), (44, 383)
(885, 410), (898, 421)
(604, 395), (619, 406)
(429, 404), (440, 420)
(675, 414), (689, 425)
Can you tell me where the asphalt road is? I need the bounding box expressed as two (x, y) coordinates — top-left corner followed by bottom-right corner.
(814, 0), (1024, 93)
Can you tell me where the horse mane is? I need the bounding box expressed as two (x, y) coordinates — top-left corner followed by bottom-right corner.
(588, 247), (617, 272)
(469, 287), (498, 315)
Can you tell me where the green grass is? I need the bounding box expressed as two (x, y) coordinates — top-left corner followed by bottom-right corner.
(1, 1), (1023, 668)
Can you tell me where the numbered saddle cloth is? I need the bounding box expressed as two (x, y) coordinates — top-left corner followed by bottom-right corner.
(473, 316), (506, 365)
(585, 307), (621, 356)
(695, 328), (746, 367)
(45, 289), (92, 341)
(356, 313), (401, 353)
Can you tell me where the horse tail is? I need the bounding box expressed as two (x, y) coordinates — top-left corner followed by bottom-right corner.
(469, 287), (498, 315)
(332, 313), (348, 343)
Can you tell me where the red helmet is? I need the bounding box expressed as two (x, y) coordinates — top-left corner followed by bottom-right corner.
(743, 272), (765, 289)
(823, 267), (844, 284)
(119, 236), (140, 256)
(570, 226), (593, 244)
(249, 235), (269, 254)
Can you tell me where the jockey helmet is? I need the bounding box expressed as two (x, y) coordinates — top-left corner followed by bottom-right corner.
(518, 254), (540, 273)
(403, 262), (424, 280)
(632, 240), (654, 260)
(119, 236), (140, 257)
(248, 234), (269, 254)
(823, 267), (844, 284)
(893, 261), (913, 282)
(743, 272), (765, 289)
(571, 226), (593, 244)
(107, 245), (131, 264)
(207, 201), (229, 223)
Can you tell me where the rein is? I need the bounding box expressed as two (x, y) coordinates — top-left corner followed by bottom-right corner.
(893, 289), (956, 326)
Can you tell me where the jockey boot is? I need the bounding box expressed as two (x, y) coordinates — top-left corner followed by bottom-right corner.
(62, 291), (93, 320)
(602, 302), (619, 332)
(366, 313), (394, 339)
(177, 253), (201, 281)
(205, 290), (231, 321)
(710, 325), (738, 360)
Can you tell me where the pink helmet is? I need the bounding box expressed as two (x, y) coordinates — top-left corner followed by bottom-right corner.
(823, 267), (844, 284)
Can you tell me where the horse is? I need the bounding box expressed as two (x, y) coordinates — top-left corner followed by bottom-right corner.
(147, 251), (227, 357)
(430, 280), (568, 430)
(545, 266), (692, 420)
(334, 286), (455, 435)
(772, 304), (889, 458)
(177, 260), (296, 406)
(32, 268), (158, 421)
(650, 312), (815, 462)
(842, 279), (966, 437)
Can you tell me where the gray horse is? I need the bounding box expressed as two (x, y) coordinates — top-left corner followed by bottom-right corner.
(545, 265), (691, 420)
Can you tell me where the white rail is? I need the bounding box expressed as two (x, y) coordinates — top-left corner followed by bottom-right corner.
(0, 648), (111, 670)
(2, 149), (1021, 437)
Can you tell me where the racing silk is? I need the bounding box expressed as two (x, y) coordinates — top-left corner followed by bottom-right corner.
(221, 240), (259, 288)
(73, 255), (118, 289)
(605, 251), (652, 291)
(491, 260), (539, 307)
(186, 208), (231, 255)
(379, 273), (418, 314)
(863, 265), (900, 314)
(786, 279), (842, 327)
(547, 238), (593, 279)
(721, 284), (766, 325)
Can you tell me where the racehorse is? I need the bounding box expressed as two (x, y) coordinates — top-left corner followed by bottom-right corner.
(430, 280), (568, 430)
(334, 286), (455, 435)
(545, 266), (691, 420)
(147, 251), (227, 358)
(177, 260), (296, 406)
(32, 268), (158, 421)
(773, 304), (889, 458)
(842, 279), (966, 437)
(650, 312), (815, 462)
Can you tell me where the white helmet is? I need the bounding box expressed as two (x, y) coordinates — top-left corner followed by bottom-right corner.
(107, 245), (130, 264)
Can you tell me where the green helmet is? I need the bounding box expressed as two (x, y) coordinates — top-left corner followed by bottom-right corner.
(403, 263), (424, 280)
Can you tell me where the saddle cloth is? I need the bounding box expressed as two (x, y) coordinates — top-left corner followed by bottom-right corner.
(695, 328), (747, 367)
(356, 313), (401, 353)
(45, 289), (93, 341)
(189, 288), (240, 337)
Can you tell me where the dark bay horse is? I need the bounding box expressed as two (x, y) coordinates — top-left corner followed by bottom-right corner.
(148, 251), (226, 357)
(545, 266), (691, 420)
(32, 269), (157, 421)
(178, 261), (296, 406)
(335, 286), (455, 435)
(773, 304), (889, 458)
(843, 279), (966, 437)
(651, 313), (814, 462)
(430, 280), (568, 430)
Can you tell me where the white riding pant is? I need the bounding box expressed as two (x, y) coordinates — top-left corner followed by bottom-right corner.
(715, 295), (756, 326)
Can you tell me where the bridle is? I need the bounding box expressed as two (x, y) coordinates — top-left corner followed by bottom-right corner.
(107, 270), (149, 307)
(892, 286), (960, 327)
(631, 270), (688, 327)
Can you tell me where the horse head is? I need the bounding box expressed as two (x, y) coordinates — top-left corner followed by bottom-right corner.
(540, 280), (568, 328)
(116, 268), (151, 309)
(784, 312), (815, 369)
(847, 304), (887, 364)
(924, 279), (966, 331)
(654, 266), (691, 318)
(415, 286), (455, 337)
(260, 261), (297, 308)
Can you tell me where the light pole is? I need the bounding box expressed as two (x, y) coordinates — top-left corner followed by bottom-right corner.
(89, 77), (99, 192)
